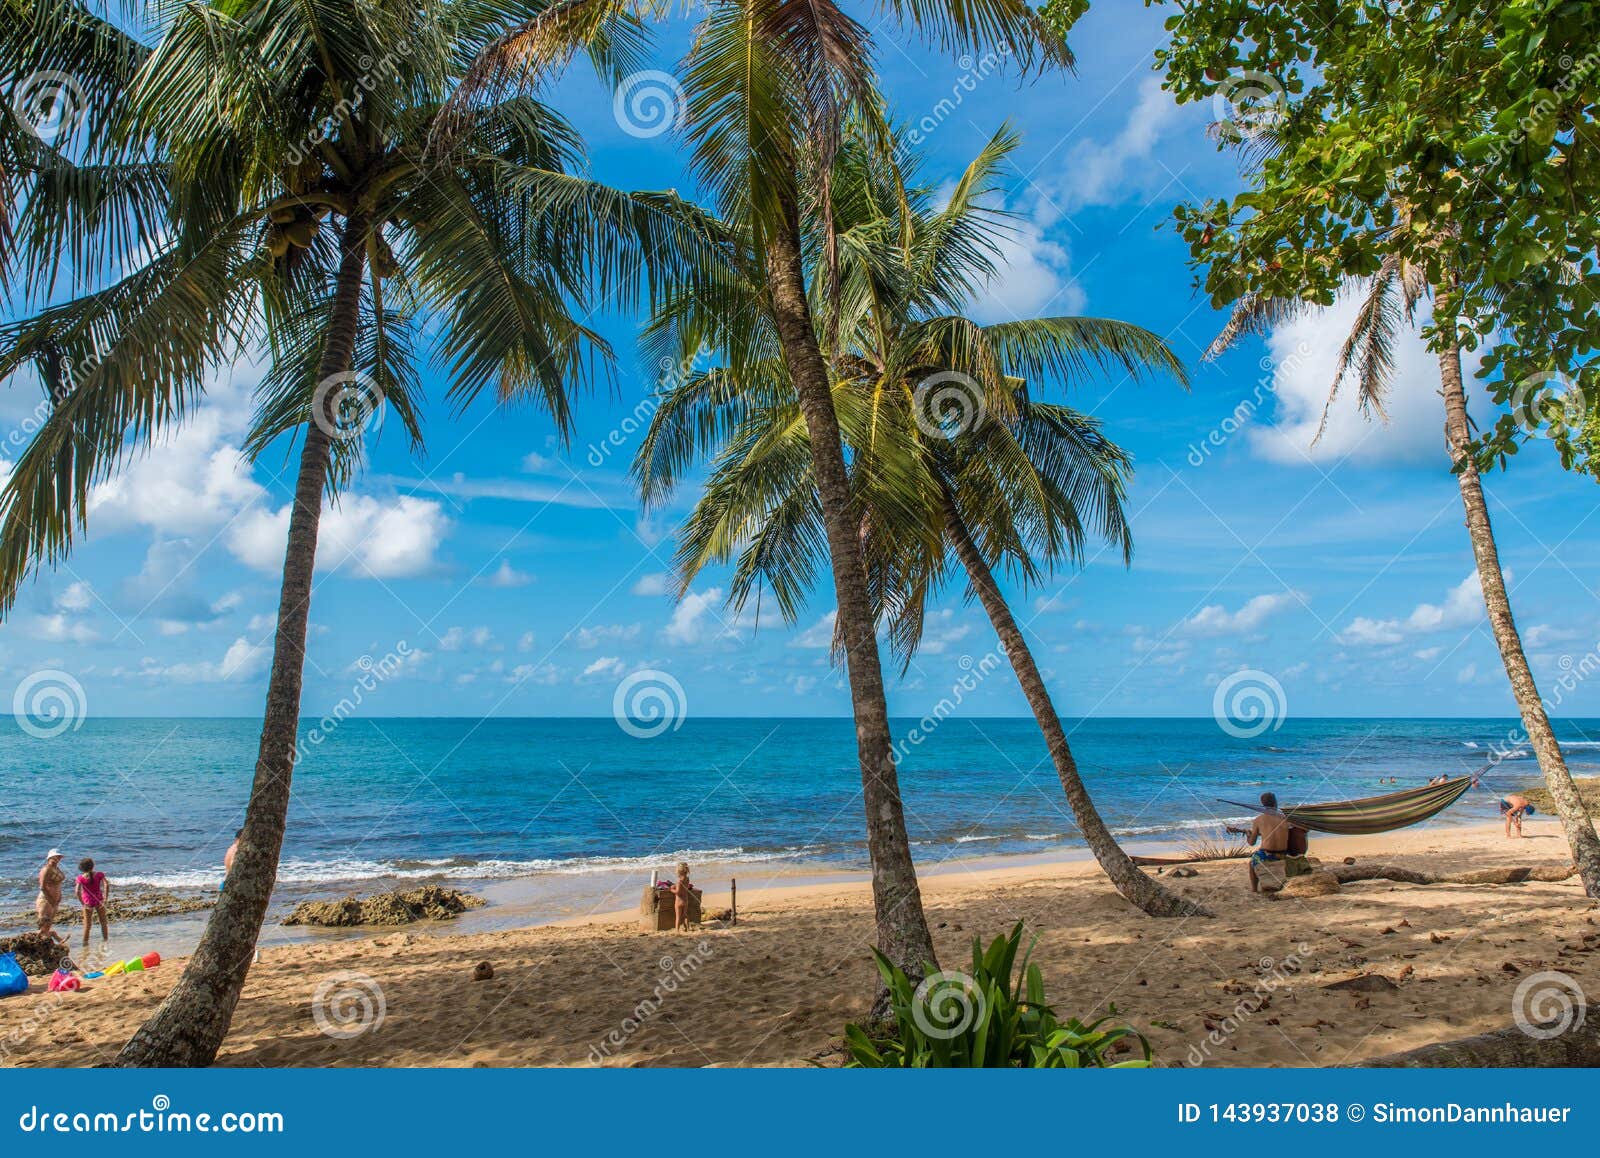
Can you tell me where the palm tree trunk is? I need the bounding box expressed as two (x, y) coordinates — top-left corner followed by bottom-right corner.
(116, 214), (371, 1066)
(938, 489), (1211, 918)
(764, 199), (938, 980)
(1438, 337), (1600, 897)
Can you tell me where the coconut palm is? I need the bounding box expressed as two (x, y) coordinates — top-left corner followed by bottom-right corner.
(1210, 251), (1600, 897)
(636, 127), (1210, 919)
(465, 0), (1072, 982)
(0, 0), (711, 1065)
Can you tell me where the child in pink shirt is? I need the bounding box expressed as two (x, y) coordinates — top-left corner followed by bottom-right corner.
(75, 857), (111, 950)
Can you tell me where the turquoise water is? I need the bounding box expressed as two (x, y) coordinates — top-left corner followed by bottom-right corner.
(3, 716), (1597, 906)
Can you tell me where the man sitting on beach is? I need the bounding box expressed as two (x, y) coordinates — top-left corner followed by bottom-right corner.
(1231, 792), (1291, 893)
(1500, 792), (1533, 838)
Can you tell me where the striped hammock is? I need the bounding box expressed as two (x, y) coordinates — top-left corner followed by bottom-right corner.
(1219, 775), (1475, 836)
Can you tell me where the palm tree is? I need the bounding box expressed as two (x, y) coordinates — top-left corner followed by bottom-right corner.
(467, 0), (1073, 982)
(0, 0), (709, 1065)
(1211, 252), (1600, 897)
(636, 127), (1211, 919)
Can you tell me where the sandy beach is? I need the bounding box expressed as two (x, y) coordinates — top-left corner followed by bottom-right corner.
(5, 817), (1595, 1068)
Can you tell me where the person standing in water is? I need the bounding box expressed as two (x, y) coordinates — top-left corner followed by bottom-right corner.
(75, 857), (111, 950)
(36, 850), (66, 944)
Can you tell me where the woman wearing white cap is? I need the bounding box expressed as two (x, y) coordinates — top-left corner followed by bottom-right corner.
(36, 850), (66, 943)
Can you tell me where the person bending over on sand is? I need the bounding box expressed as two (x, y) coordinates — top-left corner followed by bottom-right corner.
(1500, 793), (1534, 839)
(75, 857), (111, 950)
(36, 849), (66, 944)
(669, 862), (695, 931)
(1228, 792), (1291, 894)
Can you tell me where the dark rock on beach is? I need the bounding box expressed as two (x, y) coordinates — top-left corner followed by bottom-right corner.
(281, 885), (486, 928)
(0, 931), (72, 976)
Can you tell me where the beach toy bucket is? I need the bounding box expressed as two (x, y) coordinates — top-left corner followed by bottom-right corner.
(105, 961), (125, 976)
(123, 957), (145, 973)
(141, 952), (161, 969)
(49, 972), (81, 993)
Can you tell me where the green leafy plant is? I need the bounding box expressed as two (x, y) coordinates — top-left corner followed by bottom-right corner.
(843, 922), (1152, 1068)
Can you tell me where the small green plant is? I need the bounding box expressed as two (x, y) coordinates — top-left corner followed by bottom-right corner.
(843, 922), (1152, 1068)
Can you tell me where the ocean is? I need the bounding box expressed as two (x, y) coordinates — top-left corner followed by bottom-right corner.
(5, 715), (1598, 917)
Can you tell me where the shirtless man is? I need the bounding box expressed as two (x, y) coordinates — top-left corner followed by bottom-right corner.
(1230, 792), (1291, 893)
(1500, 793), (1533, 838)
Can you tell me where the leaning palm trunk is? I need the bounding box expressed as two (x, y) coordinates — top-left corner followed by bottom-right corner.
(1437, 336), (1600, 898)
(117, 216), (370, 1066)
(764, 206), (938, 979)
(939, 490), (1210, 918)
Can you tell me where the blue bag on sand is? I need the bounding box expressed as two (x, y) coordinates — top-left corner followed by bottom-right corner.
(0, 952), (29, 997)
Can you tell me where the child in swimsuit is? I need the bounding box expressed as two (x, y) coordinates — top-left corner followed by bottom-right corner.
(669, 862), (695, 931)
(75, 857), (111, 950)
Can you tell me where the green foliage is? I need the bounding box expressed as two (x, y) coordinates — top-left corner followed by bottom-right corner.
(843, 922), (1152, 1068)
(1153, 0), (1600, 480)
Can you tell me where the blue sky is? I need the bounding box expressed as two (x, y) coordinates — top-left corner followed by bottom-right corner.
(2, 3), (1597, 722)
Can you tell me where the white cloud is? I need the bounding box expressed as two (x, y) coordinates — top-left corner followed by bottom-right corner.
(1051, 78), (1183, 210)
(966, 213), (1084, 322)
(55, 582), (94, 612)
(508, 662), (560, 685)
(662, 586), (725, 645)
(517, 631), (535, 652)
(1456, 662), (1478, 684)
(219, 636), (265, 680)
(1182, 590), (1304, 636)
(483, 560), (533, 588)
(125, 635), (265, 682)
(228, 494), (448, 579)
(572, 623), (641, 649)
(579, 655), (626, 682)
(918, 609), (974, 655)
(25, 613), (99, 643)
(88, 406), (265, 534)
(632, 572), (671, 597)
(438, 626), (494, 652)
(1340, 573), (1487, 646)
(1247, 296), (1488, 466)
(791, 611), (838, 650)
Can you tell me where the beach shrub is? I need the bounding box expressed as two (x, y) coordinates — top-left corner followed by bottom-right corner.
(843, 922), (1151, 1068)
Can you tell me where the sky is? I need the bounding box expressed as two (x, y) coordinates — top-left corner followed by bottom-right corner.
(2, 2), (1598, 723)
